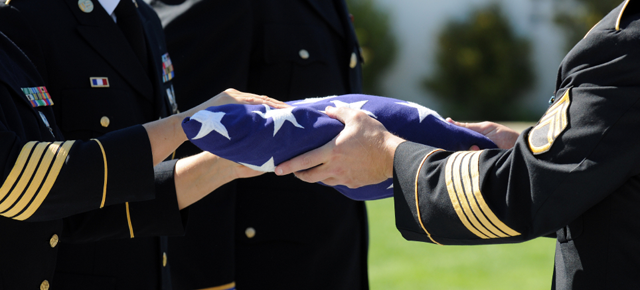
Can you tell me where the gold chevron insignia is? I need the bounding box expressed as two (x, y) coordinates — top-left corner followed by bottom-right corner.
(528, 89), (571, 155)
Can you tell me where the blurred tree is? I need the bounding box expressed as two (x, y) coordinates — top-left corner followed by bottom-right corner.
(346, 0), (397, 95)
(423, 4), (534, 120)
(554, 0), (621, 52)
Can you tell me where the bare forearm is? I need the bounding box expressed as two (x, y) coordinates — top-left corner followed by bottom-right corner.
(142, 114), (188, 166)
(173, 152), (258, 209)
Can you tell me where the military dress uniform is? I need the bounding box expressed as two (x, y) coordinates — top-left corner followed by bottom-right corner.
(0, 32), (184, 290)
(149, 0), (368, 289)
(392, 1), (640, 289)
(0, 0), (181, 289)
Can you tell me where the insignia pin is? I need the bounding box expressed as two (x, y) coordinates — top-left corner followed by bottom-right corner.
(90, 77), (110, 88)
(78, 0), (94, 13)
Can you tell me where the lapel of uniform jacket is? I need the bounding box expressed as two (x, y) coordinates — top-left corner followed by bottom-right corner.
(64, 0), (154, 102)
(138, 4), (173, 117)
(305, 0), (346, 39)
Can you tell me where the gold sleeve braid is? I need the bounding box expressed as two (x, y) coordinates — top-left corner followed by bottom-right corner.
(444, 151), (520, 239)
(0, 141), (74, 220)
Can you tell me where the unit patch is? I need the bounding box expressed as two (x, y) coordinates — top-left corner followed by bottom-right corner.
(21, 86), (54, 107)
(528, 88), (571, 154)
(161, 53), (174, 83)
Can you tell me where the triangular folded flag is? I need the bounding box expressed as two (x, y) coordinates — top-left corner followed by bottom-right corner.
(182, 94), (497, 200)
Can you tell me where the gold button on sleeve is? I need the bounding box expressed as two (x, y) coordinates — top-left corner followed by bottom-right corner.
(40, 280), (50, 290)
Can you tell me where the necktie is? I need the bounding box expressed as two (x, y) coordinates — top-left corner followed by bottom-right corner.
(114, 0), (149, 72)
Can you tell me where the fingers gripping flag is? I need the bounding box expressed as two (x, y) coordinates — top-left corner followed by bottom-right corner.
(182, 94), (497, 200)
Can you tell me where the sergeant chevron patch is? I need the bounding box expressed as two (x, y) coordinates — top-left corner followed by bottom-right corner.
(529, 88), (571, 155)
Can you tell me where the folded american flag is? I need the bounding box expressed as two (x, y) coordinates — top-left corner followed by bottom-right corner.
(182, 94), (496, 200)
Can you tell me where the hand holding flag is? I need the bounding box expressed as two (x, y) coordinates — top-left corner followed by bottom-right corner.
(182, 94), (497, 200)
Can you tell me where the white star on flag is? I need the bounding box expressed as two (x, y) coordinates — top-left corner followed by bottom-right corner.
(397, 101), (443, 123)
(240, 157), (276, 172)
(253, 105), (304, 136)
(191, 110), (230, 140)
(292, 95), (339, 105)
(330, 100), (376, 118)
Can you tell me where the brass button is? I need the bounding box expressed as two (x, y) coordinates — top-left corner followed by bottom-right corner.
(299, 49), (310, 60)
(245, 227), (256, 239)
(162, 252), (167, 267)
(49, 234), (59, 248)
(349, 52), (357, 69)
(40, 280), (50, 290)
(100, 116), (110, 127)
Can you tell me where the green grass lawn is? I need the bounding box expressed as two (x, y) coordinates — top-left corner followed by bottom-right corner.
(366, 198), (556, 290)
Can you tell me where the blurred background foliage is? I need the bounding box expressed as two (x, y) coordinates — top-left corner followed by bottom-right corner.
(346, 0), (624, 121)
(346, 0), (398, 96)
(423, 4), (535, 121)
(554, 0), (623, 52)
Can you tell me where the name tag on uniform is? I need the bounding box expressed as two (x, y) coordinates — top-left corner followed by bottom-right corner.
(21, 86), (54, 107)
(90, 77), (110, 88)
(161, 53), (175, 83)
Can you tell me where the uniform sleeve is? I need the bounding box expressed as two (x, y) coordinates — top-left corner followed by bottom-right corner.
(0, 125), (158, 222)
(60, 159), (188, 243)
(393, 23), (640, 245)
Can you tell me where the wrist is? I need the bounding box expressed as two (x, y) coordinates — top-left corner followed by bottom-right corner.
(168, 113), (189, 143)
(383, 133), (404, 179)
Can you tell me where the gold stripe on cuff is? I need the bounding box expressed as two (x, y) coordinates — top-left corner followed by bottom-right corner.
(0, 142), (48, 213)
(470, 152), (520, 237)
(414, 149), (444, 245)
(4, 142), (61, 217)
(91, 139), (108, 208)
(458, 152), (500, 238)
(446, 152), (489, 239)
(199, 282), (236, 290)
(463, 152), (508, 237)
(15, 141), (74, 221)
(0, 142), (37, 204)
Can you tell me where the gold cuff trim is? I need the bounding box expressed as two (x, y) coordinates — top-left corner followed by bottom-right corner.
(414, 149), (444, 245)
(445, 151), (520, 239)
(126, 202), (135, 238)
(0, 142), (37, 210)
(616, 0), (631, 31)
(0, 141), (74, 220)
(0, 142), (47, 213)
(469, 153), (520, 237)
(3, 143), (60, 218)
(15, 141), (74, 221)
(91, 139), (108, 208)
(445, 152), (489, 239)
(199, 282), (236, 290)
